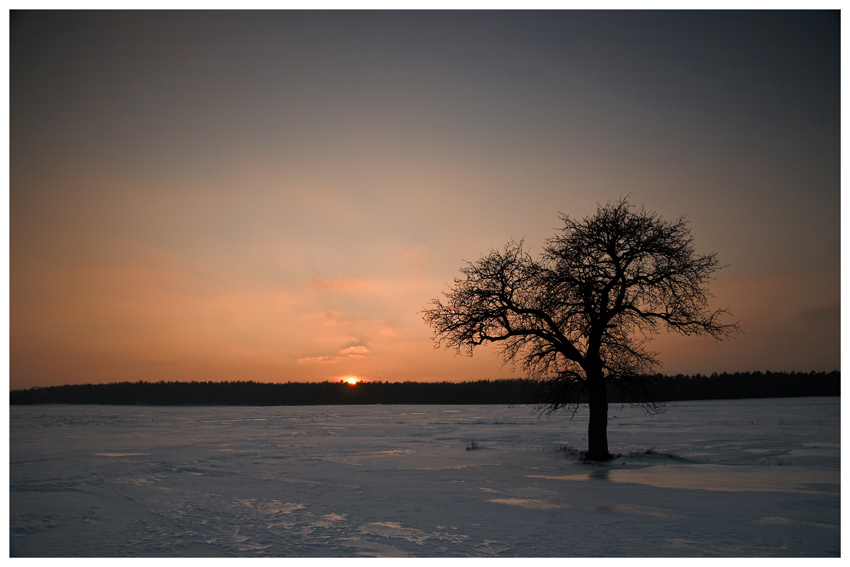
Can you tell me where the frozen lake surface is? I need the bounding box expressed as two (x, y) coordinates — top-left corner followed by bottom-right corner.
(9, 397), (840, 557)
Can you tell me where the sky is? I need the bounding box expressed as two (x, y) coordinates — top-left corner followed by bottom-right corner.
(9, 10), (841, 390)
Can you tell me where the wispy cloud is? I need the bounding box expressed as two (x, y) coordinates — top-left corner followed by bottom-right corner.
(338, 345), (370, 358)
(297, 344), (371, 365)
(295, 355), (339, 364)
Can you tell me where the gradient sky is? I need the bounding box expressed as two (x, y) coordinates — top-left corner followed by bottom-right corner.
(10, 10), (841, 389)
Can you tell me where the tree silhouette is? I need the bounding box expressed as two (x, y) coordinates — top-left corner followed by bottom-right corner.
(422, 198), (739, 461)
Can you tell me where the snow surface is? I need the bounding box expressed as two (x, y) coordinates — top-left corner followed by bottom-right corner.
(9, 397), (840, 557)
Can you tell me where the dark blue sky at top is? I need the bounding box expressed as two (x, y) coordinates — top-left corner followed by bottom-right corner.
(12, 10), (839, 174)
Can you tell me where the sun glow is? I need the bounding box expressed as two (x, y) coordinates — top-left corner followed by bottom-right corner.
(341, 376), (362, 385)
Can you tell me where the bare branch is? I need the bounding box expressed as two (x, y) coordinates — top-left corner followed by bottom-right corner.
(421, 197), (739, 458)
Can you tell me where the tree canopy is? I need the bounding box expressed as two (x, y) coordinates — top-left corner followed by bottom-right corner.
(423, 198), (739, 460)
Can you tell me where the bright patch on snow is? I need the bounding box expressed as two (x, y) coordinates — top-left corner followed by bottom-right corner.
(533, 463), (838, 494)
(488, 498), (569, 509)
(93, 453), (151, 457)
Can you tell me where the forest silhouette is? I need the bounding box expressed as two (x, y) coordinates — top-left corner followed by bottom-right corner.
(10, 371), (838, 406)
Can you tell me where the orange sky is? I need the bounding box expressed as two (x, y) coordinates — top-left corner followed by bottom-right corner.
(9, 11), (841, 389)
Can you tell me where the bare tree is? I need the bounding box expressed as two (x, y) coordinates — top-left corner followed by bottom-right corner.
(422, 198), (739, 461)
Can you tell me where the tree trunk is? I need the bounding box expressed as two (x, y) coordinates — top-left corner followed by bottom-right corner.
(585, 376), (611, 461)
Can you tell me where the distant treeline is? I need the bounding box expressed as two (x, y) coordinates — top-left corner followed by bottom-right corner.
(9, 371), (839, 406)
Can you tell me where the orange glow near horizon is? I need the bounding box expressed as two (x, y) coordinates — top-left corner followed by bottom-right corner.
(8, 13), (840, 391)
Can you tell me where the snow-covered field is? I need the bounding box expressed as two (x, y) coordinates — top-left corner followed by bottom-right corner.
(9, 397), (840, 557)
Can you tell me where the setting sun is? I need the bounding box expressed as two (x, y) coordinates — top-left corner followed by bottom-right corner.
(341, 376), (362, 386)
